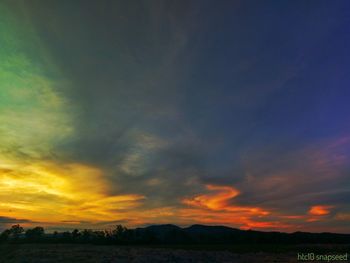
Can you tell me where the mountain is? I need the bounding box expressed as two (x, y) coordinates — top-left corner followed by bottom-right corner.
(185, 224), (239, 234)
(132, 224), (350, 244)
(134, 224), (189, 243)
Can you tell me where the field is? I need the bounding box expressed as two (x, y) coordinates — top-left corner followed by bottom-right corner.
(0, 244), (348, 263)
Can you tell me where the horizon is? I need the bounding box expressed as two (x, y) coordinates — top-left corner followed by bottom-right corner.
(1, 0), (350, 234)
(3, 223), (350, 235)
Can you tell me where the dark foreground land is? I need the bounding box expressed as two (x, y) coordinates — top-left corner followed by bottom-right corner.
(0, 244), (349, 263)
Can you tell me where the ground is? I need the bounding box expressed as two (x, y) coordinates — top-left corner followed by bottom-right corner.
(0, 244), (348, 263)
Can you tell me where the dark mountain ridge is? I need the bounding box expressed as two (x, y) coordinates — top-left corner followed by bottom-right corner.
(133, 224), (350, 244)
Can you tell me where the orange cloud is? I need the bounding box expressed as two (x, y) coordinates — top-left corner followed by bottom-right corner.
(182, 184), (239, 210)
(309, 205), (333, 216)
(240, 219), (293, 230)
(180, 184), (276, 230)
(182, 184), (268, 216)
(335, 212), (350, 221)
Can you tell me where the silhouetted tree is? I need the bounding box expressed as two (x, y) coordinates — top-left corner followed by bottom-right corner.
(72, 229), (81, 241)
(81, 229), (93, 243)
(61, 231), (72, 242)
(9, 224), (24, 239)
(0, 229), (11, 243)
(111, 225), (129, 243)
(25, 226), (44, 241)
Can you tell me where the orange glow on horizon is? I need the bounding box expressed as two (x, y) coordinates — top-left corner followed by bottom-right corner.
(0, 158), (341, 232)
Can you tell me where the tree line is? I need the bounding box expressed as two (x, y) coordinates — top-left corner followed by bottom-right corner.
(0, 224), (135, 244)
(1, 224), (350, 245)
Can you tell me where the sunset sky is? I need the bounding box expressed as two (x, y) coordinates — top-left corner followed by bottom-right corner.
(1, 0), (350, 233)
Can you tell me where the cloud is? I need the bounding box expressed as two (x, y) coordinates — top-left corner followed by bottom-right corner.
(0, 216), (33, 224)
(182, 184), (240, 210)
(236, 135), (350, 209)
(335, 213), (350, 221)
(182, 184), (268, 216)
(0, 159), (145, 225)
(1, 1), (350, 233)
(181, 184), (273, 230)
(0, 2), (76, 165)
(0, 216), (35, 231)
(170, 135), (350, 232)
(309, 205), (333, 216)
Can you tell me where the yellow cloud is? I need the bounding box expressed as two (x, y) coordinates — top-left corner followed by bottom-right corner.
(0, 158), (145, 224)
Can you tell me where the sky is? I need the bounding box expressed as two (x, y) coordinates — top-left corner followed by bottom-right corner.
(0, 0), (350, 233)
